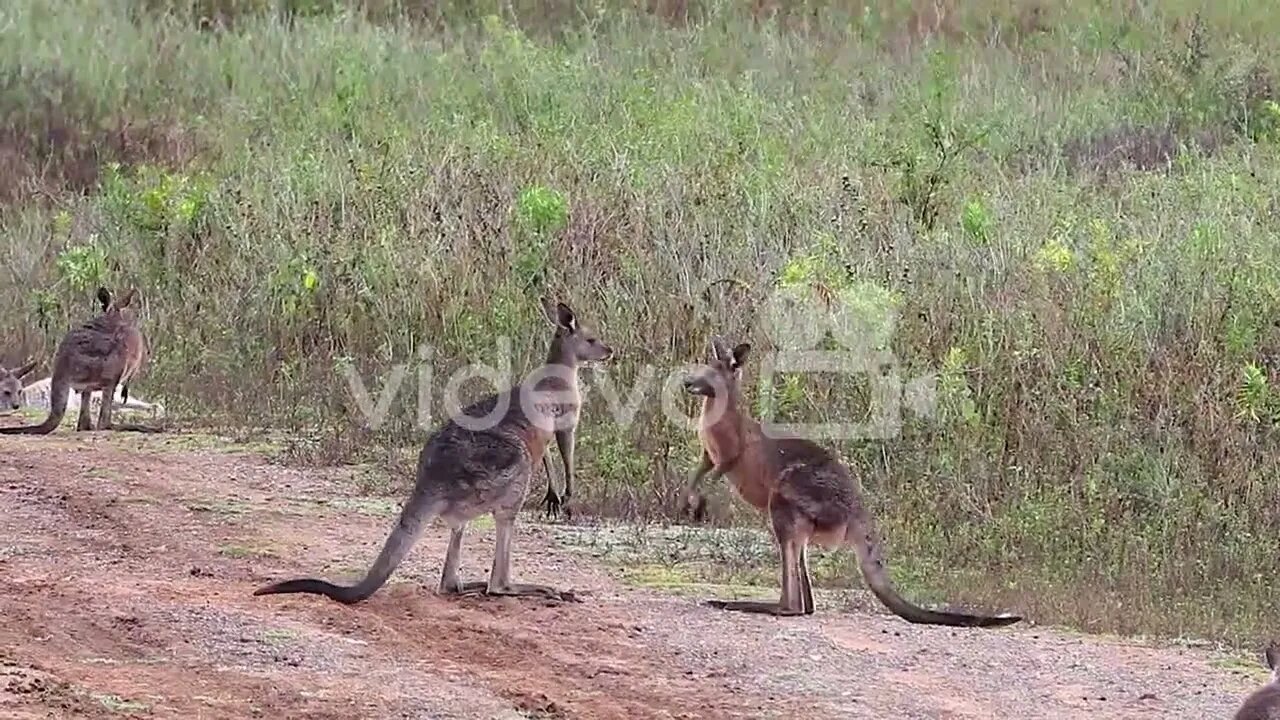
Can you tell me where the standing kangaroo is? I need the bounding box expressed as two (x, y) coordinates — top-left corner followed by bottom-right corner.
(0, 287), (153, 435)
(1235, 642), (1280, 720)
(254, 298), (612, 605)
(680, 336), (1020, 627)
(0, 360), (38, 413)
(96, 287), (134, 406)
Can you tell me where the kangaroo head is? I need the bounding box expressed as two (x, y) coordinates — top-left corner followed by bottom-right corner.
(683, 336), (750, 398)
(0, 360), (37, 413)
(541, 297), (613, 365)
(99, 286), (141, 323)
(1266, 641), (1280, 683)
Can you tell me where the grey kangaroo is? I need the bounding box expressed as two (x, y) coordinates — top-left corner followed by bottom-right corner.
(95, 287), (133, 406)
(0, 360), (38, 413)
(253, 297), (613, 604)
(1235, 642), (1280, 720)
(0, 287), (155, 435)
(680, 336), (1020, 627)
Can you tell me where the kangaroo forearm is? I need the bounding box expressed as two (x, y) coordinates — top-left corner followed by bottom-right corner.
(542, 454), (555, 490)
(687, 454), (730, 494)
(555, 429), (575, 498)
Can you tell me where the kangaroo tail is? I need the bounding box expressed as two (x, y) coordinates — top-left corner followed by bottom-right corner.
(254, 491), (438, 605)
(846, 517), (1021, 628)
(1, 372), (69, 435)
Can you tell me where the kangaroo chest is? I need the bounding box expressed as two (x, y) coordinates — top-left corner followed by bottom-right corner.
(722, 455), (772, 510)
(521, 382), (580, 462)
(699, 417), (772, 511)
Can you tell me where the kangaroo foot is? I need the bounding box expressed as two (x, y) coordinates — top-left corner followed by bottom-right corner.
(439, 580), (491, 597)
(487, 583), (580, 602)
(112, 422), (164, 433)
(680, 491), (709, 524)
(540, 486), (564, 521)
(703, 599), (804, 616)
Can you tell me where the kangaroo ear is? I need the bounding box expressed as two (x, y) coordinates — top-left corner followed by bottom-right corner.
(556, 303), (578, 332)
(97, 287), (112, 311)
(119, 288), (138, 308)
(12, 359), (37, 379)
(540, 296), (558, 326)
(1266, 642), (1280, 672)
(541, 297), (576, 331)
(709, 336), (728, 361)
(730, 343), (751, 369)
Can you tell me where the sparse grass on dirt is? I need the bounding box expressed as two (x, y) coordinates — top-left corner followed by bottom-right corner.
(2, 0), (1280, 651)
(0, 432), (1269, 719)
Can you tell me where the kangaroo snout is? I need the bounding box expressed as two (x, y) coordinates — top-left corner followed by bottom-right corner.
(683, 375), (712, 396)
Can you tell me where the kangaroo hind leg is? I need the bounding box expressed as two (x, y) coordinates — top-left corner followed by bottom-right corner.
(438, 524), (490, 596)
(76, 391), (93, 431)
(480, 513), (575, 601)
(799, 545), (815, 615)
(96, 383), (116, 430)
(704, 494), (809, 616)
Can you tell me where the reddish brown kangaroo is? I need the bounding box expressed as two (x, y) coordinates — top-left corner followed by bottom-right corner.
(0, 287), (155, 435)
(681, 336), (1020, 627)
(1235, 642), (1280, 720)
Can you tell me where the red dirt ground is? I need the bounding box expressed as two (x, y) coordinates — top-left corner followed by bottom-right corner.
(0, 431), (1267, 719)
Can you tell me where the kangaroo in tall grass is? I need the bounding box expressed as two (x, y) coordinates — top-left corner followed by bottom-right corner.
(0, 360), (38, 413)
(1235, 642), (1280, 720)
(254, 297), (613, 605)
(0, 287), (157, 435)
(680, 336), (1020, 627)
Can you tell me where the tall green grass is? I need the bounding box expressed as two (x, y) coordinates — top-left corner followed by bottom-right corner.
(2, 0), (1279, 646)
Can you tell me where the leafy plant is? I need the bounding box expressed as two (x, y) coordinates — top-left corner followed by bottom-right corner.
(961, 199), (993, 244)
(515, 184), (569, 236)
(1235, 363), (1272, 424)
(55, 238), (108, 292)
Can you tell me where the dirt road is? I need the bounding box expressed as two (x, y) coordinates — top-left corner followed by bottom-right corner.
(0, 432), (1264, 719)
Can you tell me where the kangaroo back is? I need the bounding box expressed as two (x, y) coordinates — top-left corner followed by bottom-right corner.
(99, 287), (148, 386)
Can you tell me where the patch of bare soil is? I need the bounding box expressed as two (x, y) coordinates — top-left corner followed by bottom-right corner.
(0, 430), (1264, 719)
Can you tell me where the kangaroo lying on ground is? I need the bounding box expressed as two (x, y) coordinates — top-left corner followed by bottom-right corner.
(0, 360), (38, 413)
(680, 336), (1020, 627)
(254, 297), (613, 604)
(0, 287), (158, 434)
(1235, 643), (1280, 720)
(17, 375), (165, 420)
